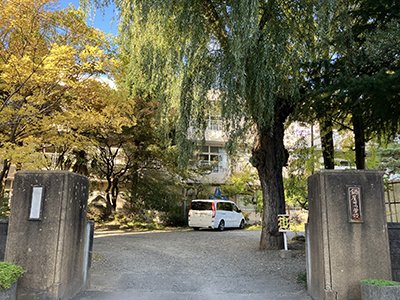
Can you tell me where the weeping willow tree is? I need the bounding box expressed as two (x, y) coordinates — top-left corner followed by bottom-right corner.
(87, 0), (315, 249)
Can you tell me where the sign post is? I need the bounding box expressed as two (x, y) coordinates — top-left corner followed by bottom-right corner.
(278, 214), (291, 255)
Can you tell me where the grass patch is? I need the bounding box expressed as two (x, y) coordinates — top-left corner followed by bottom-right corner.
(121, 221), (166, 231)
(362, 279), (399, 286)
(291, 223), (305, 232)
(245, 224), (262, 230)
(244, 223), (305, 232)
(96, 220), (167, 231)
(297, 271), (307, 289)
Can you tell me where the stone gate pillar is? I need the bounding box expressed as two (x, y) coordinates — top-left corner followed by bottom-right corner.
(4, 171), (89, 300)
(307, 170), (392, 300)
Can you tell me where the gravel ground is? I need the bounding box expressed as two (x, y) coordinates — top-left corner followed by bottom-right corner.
(74, 228), (311, 300)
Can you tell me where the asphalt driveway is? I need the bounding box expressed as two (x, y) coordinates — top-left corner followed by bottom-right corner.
(71, 229), (311, 300)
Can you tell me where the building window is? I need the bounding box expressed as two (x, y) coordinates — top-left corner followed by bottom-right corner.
(200, 146), (228, 173)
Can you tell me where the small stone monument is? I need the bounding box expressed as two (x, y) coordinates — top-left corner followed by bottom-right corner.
(307, 170), (392, 300)
(4, 171), (90, 300)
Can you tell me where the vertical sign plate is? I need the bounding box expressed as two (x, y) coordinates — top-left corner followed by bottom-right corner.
(30, 186), (43, 220)
(278, 214), (290, 232)
(348, 186), (362, 223)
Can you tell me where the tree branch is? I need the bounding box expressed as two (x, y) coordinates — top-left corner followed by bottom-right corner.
(199, 0), (229, 44)
(0, 53), (50, 114)
(332, 118), (353, 132)
(257, 0), (276, 44)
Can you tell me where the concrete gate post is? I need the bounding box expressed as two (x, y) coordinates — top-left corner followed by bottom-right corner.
(307, 170), (392, 300)
(4, 171), (90, 300)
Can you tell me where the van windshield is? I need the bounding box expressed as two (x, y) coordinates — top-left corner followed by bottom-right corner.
(190, 202), (212, 211)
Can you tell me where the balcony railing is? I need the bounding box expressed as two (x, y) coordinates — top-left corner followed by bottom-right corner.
(206, 120), (223, 131)
(199, 160), (228, 174)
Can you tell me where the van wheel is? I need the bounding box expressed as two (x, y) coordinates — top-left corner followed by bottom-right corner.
(193, 227), (200, 231)
(217, 220), (225, 231)
(239, 219), (245, 229)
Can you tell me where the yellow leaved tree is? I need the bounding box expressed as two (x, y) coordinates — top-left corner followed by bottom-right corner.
(0, 0), (120, 194)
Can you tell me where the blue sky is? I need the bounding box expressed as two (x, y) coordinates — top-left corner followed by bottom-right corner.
(58, 0), (118, 36)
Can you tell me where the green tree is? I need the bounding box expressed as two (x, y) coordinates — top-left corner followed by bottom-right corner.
(90, 0), (315, 250)
(86, 83), (137, 211)
(221, 166), (263, 215)
(377, 142), (400, 178)
(283, 132), (322, 210)
(122, 165), (186, 224)
(304, 0), (400, 169)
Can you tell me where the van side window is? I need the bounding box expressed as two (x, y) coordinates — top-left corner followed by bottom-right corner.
(217, 202), (232, 211)
(191, 202), (212, 210)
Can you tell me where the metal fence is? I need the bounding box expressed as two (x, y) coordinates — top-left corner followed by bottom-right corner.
(386, 181), (400, 223)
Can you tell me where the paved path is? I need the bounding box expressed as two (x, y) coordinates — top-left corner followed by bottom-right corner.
(71, 229), (312, 300)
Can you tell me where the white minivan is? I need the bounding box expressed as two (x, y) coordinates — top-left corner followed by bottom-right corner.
(188, 199), (246, 231)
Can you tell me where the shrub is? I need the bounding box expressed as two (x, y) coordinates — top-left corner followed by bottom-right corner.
(0, 196), (10, 219)
(118, 200), (145, 222)
(242, 211), (250, 222)
(160, 206), (188, 227)
(0, 262), (26, 290)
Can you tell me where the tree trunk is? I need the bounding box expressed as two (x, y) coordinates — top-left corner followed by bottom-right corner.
(353, 114), (366, 169)
(72, 150), (89, 176)
(105, 176), (114, 211)
(1, 125), (17, 195)
(252, 120), (287, 250)
(319, 117), (335, 169)
(111, 177), (119, 211)
(0, 159), (11, 197)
